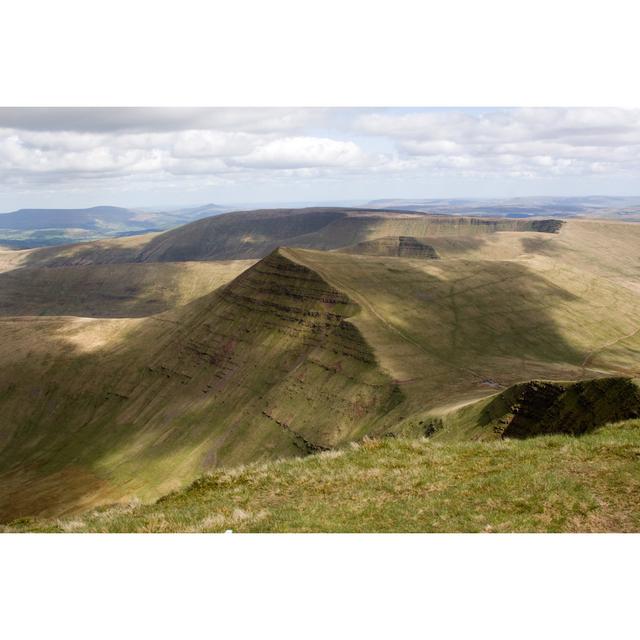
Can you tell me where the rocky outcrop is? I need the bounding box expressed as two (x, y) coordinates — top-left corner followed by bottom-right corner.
(481, 377), (640, 438)
(529, 219), (565, 234)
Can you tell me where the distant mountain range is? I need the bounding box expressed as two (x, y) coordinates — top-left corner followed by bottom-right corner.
(2, 196), (640, 250)
(364, 196), (640, 220)
(0, 203), (232, 248)
(1, 205), (640, 525)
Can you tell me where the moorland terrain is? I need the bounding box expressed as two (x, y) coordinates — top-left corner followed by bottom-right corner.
(0, 206), (639, 531)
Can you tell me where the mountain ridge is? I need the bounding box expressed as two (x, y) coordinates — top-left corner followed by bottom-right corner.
(1, 211), (640, 522)
(15, 206), (565, 267)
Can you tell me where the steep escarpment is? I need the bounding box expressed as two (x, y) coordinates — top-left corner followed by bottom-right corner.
(499, 377), (640, 438)
(372, 216), (564, 236)
(0, 248), (402, 520)
(161, 248), (403, 453)
(19, 208), (566, 268)
(338, 236), (440, 259)
(447, 377), (640, 440)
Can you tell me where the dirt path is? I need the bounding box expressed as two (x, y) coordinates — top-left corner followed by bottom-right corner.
(581, 326), (640, 368)
(303, 256), (487, 384)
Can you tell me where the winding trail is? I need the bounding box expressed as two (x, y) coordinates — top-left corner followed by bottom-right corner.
(581, 326), (640, 369)
(296, 252), (487, 384)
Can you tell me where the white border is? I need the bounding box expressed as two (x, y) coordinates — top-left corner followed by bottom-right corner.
(1, 533), (638, 639)
(1, 1), (638, 638)
(1, 0), (639, 106)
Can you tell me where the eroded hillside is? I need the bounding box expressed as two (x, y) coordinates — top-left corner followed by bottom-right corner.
(1, 212), (639, 521)
(0, 249), (400, 520)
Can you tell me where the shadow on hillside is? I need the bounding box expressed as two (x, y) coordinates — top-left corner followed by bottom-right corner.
(0, 465), (113, 524)
(0, 265), (179, 318)
(0, 245), (600, 521)
(358, 257), (585, 369)
(478, 377), (640, 440)
(520, 236), (562, 256)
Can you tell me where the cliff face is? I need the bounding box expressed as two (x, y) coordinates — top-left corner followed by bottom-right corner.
(478, 377), (640, 439)
(140, 248), (403, 455)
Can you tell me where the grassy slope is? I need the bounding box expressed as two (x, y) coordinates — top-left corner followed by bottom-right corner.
(6, 419), (639, 533)
(13, 208), (563, 266)
(12, 231), (159, 268)
(290, 224), (640, 421)
(0, 250), (400, 520)
(0, 260), (255, 317)
(1, 218), (640, 521)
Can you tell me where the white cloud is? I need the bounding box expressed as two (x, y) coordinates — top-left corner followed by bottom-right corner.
(0, 124), (375, 192)
(232, 137), (367, 169)
(170, 131), (263, 159)
(353, 108), (640, 179)
(1, 107), (640, 205)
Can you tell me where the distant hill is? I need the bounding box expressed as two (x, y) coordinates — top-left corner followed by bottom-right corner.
(20, 206), (564, 267)
(170, 202), (230, 220)
(2, 216), (640, 522)
(2, 197), (637, 250)
(364, 196), (640, 220)
(0, 203), (233, 248)
(0, 206), (148, 230)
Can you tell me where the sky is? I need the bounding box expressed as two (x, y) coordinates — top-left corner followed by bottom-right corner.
(1, 107), (640, 210)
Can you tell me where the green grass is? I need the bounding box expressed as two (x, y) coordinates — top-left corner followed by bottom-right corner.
(2, 219), (640, 522)
(0, 249), (401, 521)
(0, 259), (254, 317)
(6, 419), (640, 533)
(291, 241), (640, 417)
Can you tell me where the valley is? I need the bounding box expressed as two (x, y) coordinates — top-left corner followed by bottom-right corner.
(0, 207), (639, 527)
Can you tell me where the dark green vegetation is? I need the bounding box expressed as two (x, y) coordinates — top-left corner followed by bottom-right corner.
(6, 420), (639, 533)
(0, 207), (639, 528)
(412, 377), (640, 442)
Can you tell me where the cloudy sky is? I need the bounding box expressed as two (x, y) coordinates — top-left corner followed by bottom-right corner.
(1, 107), (639, 210)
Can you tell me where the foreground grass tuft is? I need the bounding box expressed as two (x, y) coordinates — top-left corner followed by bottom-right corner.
(5, 420), (640, 533)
